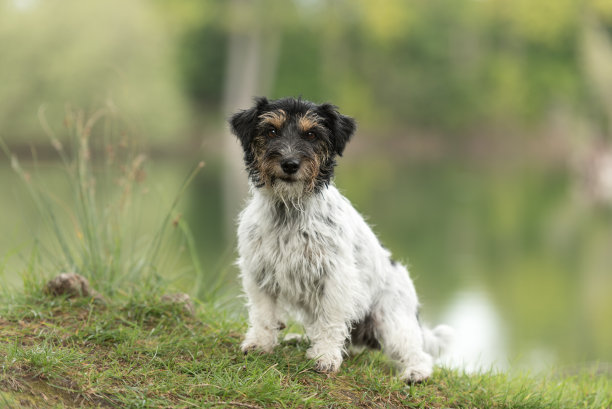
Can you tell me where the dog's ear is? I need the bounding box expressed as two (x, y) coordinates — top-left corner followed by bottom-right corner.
(229, 97), (269, 150)
(318, 103), (356, 156)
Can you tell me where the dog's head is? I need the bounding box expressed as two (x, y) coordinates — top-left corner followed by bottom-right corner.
(229, 97), (356, 198)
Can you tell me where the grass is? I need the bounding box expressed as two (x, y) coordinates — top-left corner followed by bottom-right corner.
(0, 289), (611, 409)
(1, 108), (611, 408)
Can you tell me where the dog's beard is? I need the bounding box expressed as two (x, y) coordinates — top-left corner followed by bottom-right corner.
(269, 178), (309, 212)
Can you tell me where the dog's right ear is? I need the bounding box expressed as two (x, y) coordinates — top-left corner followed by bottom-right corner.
(229, 97), (269, 150)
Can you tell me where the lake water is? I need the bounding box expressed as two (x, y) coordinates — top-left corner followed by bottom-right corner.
(1, 152), (611, 373)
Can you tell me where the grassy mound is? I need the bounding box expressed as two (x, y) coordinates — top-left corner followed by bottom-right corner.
(1, 290), (610, 409)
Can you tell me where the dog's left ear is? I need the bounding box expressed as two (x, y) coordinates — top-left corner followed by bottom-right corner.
(229, 97), (269, 150)
(318, 103), (357, 156)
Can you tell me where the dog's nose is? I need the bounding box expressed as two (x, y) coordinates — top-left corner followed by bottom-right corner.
(280, 158), (300, 174)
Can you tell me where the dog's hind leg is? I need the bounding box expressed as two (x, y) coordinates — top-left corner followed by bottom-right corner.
(373, 295), (434, 383)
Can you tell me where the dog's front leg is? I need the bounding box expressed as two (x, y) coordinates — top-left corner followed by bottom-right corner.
(305, 322), (347, 373)
(241, 277), (281, 354)
(303, 295), (351, 373)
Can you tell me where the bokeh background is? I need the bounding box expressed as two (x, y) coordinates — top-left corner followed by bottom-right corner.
(1, 0), (612, 372)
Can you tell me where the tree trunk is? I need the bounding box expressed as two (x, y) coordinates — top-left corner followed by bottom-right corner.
(221, 0), (280, 240)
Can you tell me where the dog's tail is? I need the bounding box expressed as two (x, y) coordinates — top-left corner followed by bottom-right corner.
(422, 324), (454, 358)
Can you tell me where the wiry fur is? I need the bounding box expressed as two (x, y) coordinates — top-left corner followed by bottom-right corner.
(229, 97), (452, 382)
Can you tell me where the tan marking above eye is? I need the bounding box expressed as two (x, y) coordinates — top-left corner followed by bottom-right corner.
(298, 111), (322, 132)
(259, 110), (287, 129)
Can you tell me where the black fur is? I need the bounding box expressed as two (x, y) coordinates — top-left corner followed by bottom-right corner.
(350, 314), (381, 350)
(229, 96), (269, 150)
(317, 102), (356, 156)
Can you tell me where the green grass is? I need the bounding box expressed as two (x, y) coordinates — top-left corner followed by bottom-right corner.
(0, 288), (610, 409)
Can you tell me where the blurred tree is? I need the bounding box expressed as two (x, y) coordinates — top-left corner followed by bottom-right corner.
(154, 0), (287, 236)
(158, 0), (612, 137)
(582, 13), (612, 138)
(4, 0), (612, 142)
(220, 0), (283, 238)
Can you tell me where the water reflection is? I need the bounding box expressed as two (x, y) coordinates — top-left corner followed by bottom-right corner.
(439, 290), (508, 372)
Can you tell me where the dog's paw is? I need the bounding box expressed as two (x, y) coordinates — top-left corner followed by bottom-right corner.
(400, 366), (432, 383)
(241, 340), (275, 354)
(241, 328), (278, 354)
(399, 354), (433, 383)
(314, 357), (342, 373)
(307, 347), (343, 373)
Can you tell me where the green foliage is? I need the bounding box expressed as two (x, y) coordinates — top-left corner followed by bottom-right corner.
(178, 24), (227, 106)
(3, 0), (612, 136)
(157, 0), (612, 132)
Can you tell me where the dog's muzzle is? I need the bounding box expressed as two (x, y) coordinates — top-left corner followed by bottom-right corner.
(280, 158), (300, 175)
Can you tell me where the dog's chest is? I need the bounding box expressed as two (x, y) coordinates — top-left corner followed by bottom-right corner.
(243, 208), (338, 299)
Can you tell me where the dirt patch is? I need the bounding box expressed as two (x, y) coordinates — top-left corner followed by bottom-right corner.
(0, 376), (107, 409)
(161, 292), (195, 316)
(44, 273), (105, 303)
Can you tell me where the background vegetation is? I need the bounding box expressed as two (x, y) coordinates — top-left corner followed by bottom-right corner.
(1, 0), (612, 374)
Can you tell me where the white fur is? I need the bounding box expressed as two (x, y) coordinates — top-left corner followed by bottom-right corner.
(237, 181), (452, 382)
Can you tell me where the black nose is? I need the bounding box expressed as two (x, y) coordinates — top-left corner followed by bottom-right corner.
(280, 158), (300, 174)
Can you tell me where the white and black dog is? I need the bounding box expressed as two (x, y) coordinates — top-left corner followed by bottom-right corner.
(230, 97), (452, 382)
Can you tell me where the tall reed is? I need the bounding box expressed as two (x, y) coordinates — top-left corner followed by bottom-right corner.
(1, 103), (204, 298)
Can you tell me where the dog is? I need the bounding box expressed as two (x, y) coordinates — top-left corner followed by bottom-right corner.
(229, 97), (452, 382)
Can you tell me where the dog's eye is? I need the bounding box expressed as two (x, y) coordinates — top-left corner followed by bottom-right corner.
(305, 131), (316, 140)
(267, 129), (278, 138)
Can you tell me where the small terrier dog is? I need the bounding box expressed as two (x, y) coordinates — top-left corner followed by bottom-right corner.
(230, 97), (452, 382)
